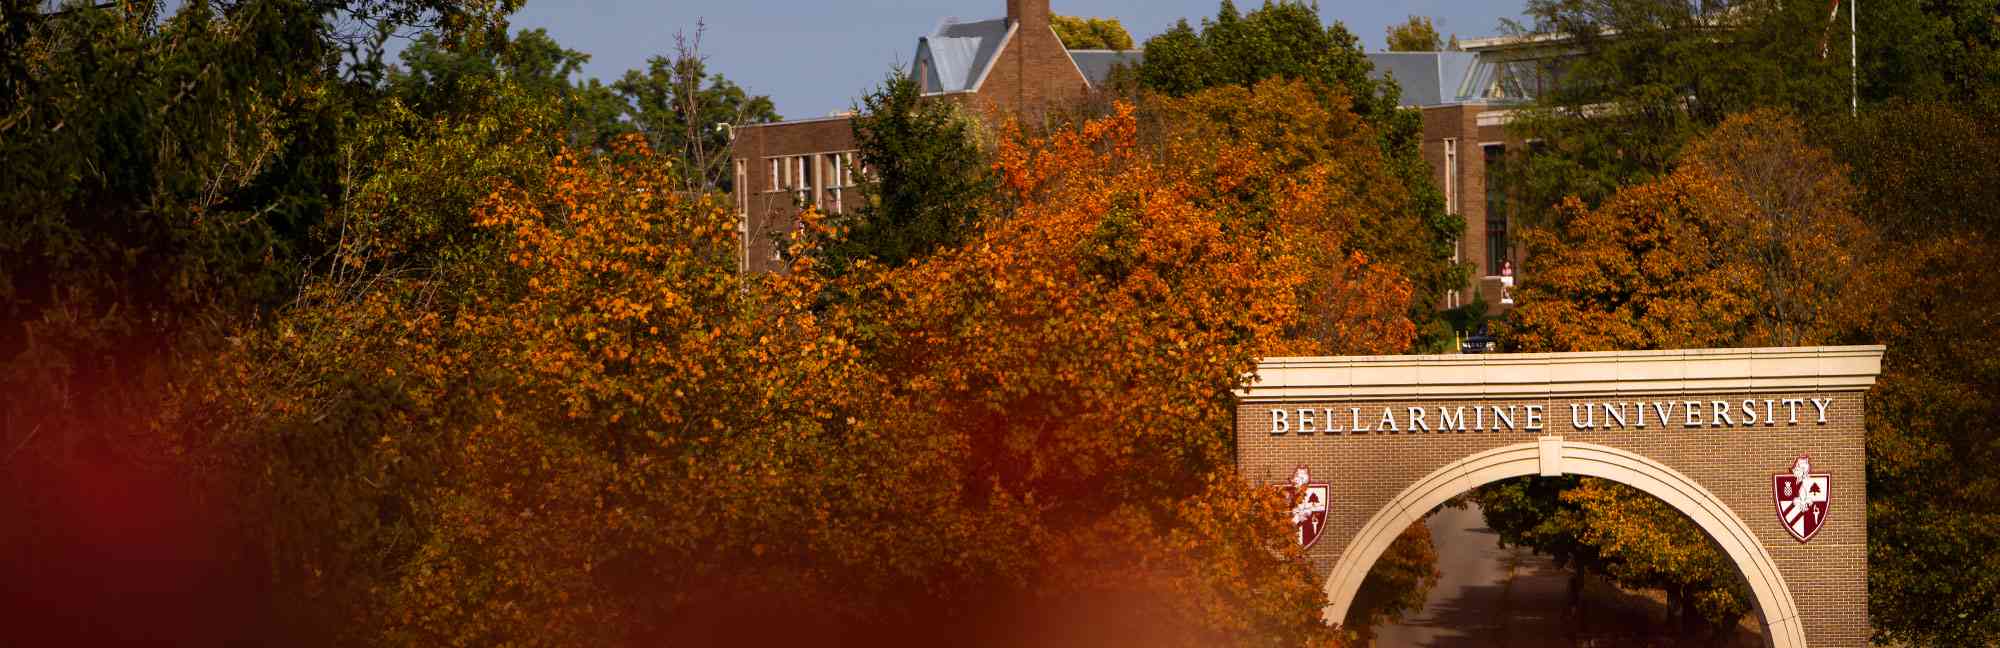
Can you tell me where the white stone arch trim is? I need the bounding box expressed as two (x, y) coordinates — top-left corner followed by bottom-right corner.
(1321, 439), (1806, 648)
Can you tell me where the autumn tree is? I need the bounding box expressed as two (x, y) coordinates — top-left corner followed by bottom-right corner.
(1477, 110), (1865, 635)
(1051, 15), (1134, 50)
(1135, 2), (1465, 350)
(1565, 480), (1753, 637)
(1823, 101), (2000, 645)
(1385, 15), (1444, 52)
(1344, 522), (1442, 642)
(1139, 79), (1443, 353)
(1503, 110), (1865, 351)
(168, 94), (1432, 644)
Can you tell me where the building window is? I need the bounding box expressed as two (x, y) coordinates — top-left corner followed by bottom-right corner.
(824, 153), (842, 213)
(793, 155), (815, 204)
(1484, 144), (1508, 277)
(768, 158), (782, 192)
(734, 160), (748, 217)
(823, 151), (858, 213)
(1442, 138), (1458, 215)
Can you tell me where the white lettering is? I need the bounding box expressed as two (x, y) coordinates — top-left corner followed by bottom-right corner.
(1438, 407), (1467, 432)
(1270, 396), (1837, 441)
(1571, 403), (1596, 430)
(1603, 402), (1628, 428)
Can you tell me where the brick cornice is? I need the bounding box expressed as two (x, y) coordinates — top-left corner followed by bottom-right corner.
(1240, 345), (1886, 402)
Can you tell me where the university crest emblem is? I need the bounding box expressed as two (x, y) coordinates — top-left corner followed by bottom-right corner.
(1772, 455), (1831, 543)
(1282, 467), (1330, 549)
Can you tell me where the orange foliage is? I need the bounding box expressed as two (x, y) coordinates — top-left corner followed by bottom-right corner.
(189, 99), (1416, 644)
(1505, 110), (1867, 351)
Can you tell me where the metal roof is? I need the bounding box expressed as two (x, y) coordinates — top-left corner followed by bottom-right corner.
(915, 17), (1013, 94)
(1066, 49), (1143, 89)
(1365, 52), (1481, 107)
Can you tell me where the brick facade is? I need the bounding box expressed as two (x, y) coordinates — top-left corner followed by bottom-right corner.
(727, 0), (1098, 274)
(1237, 347), (1882, 647)
(1415, 103), (1518, 309)
(730, 116), (857, 274)
(966, 4), (1089, 121)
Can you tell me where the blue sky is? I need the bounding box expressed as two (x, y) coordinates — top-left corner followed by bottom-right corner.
(488, 1), (1528, 120)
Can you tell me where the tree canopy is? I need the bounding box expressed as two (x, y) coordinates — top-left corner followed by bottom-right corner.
(1384, 15), (1444, 52)
(1051, 15), (1134, 50)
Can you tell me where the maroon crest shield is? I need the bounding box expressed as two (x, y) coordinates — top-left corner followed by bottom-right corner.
(1281, 467), (1330, 549)
(1772, 455), (1831, 543)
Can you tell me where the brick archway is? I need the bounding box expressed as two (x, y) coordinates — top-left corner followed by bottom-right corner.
(1235, 346), (1883, 647)
(1319, 439), (1805, 648)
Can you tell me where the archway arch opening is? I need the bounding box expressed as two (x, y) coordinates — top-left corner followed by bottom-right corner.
(1321, 440), (1805, 648)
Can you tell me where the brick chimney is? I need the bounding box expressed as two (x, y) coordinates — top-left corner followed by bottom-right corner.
(1007, 0), (1050, 31)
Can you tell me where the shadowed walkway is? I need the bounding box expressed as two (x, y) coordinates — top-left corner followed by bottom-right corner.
(1375, 504), (1571, 647)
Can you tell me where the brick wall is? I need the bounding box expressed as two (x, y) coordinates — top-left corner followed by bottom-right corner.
(1239, 391), (1869, 646)
(973, 3), (1088, 121)
(731, 117), (858, 274)
(1418, 103), (1519, 310)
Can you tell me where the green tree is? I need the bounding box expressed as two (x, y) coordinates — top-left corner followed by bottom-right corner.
(0, 0), (517, 641)
(810, 71), (993, 276)
(0, 0), (511, 470)
(1499, 0), (1851, 223)
(1384, 15), (1443, 52)
(386, 28), (630, 148)
(1824, 101), (2000, 645)
(1852, 0), (2000, 114)
(1137, 1), (1389, 118)
(614, 25), (780, 193)
(1051, 15), (1134, 50)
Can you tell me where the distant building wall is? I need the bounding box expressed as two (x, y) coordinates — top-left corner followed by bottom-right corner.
(731, 116), (858, 274)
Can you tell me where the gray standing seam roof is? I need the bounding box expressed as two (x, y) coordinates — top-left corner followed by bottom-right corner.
(1067, 50), (1143, 89)
(1365, 51), (1480, 107)
(916, 18), (1011, 94)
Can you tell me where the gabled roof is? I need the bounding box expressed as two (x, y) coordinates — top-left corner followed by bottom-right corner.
(914, 17), (1014, 94)
(1067, 49), (1143, 88)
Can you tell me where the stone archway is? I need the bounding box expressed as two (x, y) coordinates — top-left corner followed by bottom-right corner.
(1235, 346), (1883, 647)
(1320, 439), (1805, 648)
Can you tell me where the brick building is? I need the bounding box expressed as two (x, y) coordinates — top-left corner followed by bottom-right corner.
(730, 1), (1552, 311)
(1239, 346), (1884, 646)
(1366, 36), (1562, 311)
(728, 0), (1138, 274)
